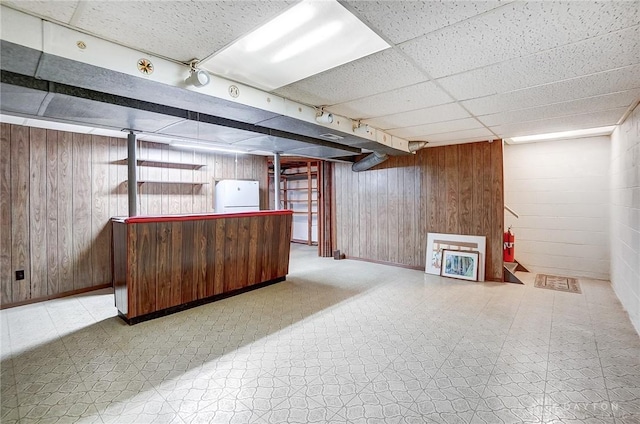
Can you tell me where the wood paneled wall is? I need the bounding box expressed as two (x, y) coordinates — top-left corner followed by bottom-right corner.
(0, 123), (269, 306)
(334, 141), (504, 281)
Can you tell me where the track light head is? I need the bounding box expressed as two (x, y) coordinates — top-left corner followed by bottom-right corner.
(353, 123), (370, 135)
(185, 68), (211, 87)
(315, 111), (333, 124)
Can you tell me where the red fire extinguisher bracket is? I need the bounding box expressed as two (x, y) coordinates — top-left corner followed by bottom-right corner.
(504, 227), (515, 263)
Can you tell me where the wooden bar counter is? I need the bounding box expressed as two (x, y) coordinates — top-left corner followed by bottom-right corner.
(112, 210), (293, 324)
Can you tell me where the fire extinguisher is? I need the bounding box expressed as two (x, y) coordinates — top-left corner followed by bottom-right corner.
(503, 226), (515, 262)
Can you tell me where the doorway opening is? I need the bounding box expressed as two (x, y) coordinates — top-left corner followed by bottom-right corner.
(268, 158), (333, 257)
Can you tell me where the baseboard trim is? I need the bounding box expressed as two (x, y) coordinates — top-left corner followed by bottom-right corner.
(344, 255), (503, 282)
(344, 255), (425, 271)
(0, 284), (113, 310)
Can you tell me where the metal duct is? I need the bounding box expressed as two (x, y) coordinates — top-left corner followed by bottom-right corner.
(0, 39), (412, 156)
(352, 152), (388, 172)
(408, 141), (428, 152)
(0, 70), (362, 159)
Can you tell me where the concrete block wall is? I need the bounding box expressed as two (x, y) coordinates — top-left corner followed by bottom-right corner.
(504, 136), (611, 280)
(610, 103), (640, 333)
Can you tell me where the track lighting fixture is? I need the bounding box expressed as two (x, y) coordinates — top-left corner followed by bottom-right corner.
(353, 122), (370, 135)
(315, 111), (333, 124)
(185, 60), (211, 87)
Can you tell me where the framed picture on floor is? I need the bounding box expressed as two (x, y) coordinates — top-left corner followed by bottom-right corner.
(440, 249), (479, 282)
(425, 233), (486, 281)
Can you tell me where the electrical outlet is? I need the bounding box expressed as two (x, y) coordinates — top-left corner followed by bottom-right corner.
(15, 270), (24, 280)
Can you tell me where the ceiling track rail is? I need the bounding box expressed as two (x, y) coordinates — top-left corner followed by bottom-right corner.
(0, 70), (361, 155)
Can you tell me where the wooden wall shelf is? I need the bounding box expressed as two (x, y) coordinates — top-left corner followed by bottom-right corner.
(119, 158), (205, 169)
(122, 180), (209, 186)
(136, 180), (209, 185)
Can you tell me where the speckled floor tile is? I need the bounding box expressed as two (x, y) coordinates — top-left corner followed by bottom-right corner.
(1, 245), (639, 424)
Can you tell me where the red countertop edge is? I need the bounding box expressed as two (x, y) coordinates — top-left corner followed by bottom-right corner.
(115, 210), (293, 224)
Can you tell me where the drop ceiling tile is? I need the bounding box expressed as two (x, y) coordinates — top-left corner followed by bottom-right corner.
(437, 25), (640, 100)
(327, 81), (452, 119)
(387, 117), (484, 139)
(273, 48), (426, 106)
(344, 0), (505, 44)
(462, 64), (640, 116)
(73, 1), (294, 62)
(491, 107), (629, 138)
(2, 1), (79, 24)
(424, 128), (495, 143)
(401, 1), (640, 79)
(363, 102), (470, 130)
(477, 90), (640, 127)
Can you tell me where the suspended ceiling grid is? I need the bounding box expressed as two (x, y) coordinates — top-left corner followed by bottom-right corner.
(1, 0), (639, 147)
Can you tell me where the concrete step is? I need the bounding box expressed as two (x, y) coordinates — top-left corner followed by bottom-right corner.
(504, 261), (524, 284)
(505, 262), (518, 274)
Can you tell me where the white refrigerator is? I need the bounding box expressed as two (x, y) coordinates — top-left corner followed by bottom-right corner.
(215, 180), (260, 213)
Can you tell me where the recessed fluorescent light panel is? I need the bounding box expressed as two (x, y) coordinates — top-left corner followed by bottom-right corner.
(507, 126), (616, 144)
(203, 0), (390, 90)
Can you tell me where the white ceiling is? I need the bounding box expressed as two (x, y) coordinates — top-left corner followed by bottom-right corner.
(3, 0), (640, 146)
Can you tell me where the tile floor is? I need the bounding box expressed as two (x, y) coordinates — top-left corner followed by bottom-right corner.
(1, 244), (639, 423)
